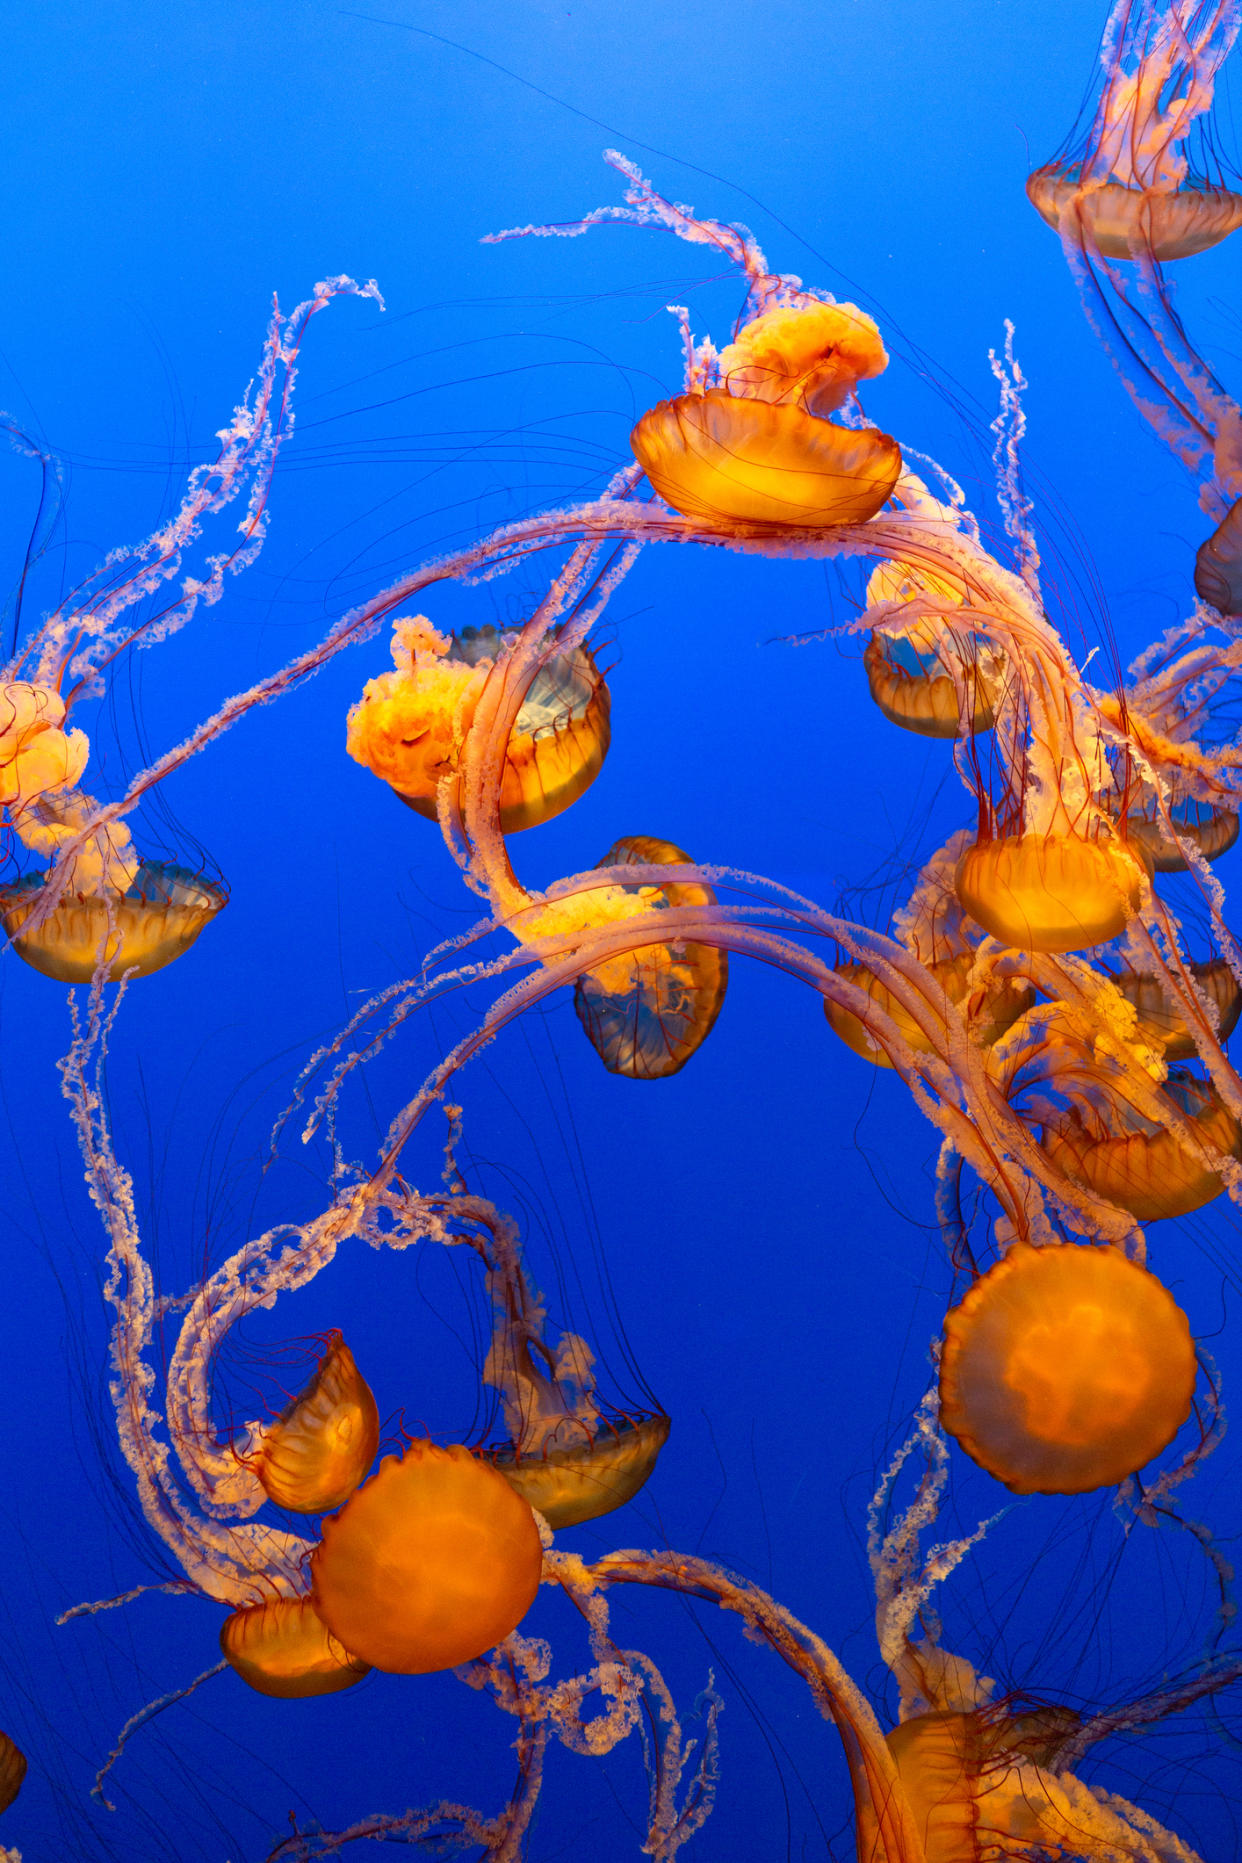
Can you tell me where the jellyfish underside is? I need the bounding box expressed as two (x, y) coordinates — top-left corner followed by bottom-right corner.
(1040, 1073), (1240, 1224)
(311, 1441), (543, 1674)
(220, 1595), (370, 1699)
(863, 630), (999, 738)
(253, 1334), (380, 1514)
(482, 1412), (671, 1530)
(1126, 794), (1239, 871)
(955, 833), (1148, 953)
(574, 835), (728, 1079)
(1026, 166), (1242, 261)
(0, 1732), (24, 1815)
(0, 860), (226, 982)
(939, 1242), (1197, 1495)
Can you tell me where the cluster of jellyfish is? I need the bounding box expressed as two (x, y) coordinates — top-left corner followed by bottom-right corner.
(6, 0), (1242, 1856)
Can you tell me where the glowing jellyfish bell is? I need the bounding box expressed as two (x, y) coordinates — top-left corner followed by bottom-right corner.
(220, 1595), (371, 1700)
(631, 300), (902, 527)
(955, 829), (1150, 954)
(1026, 0), (1242, 261)
(573, 836), (728, 1079)
(346, 618), (610, 833)
(1041, 1070), (1241, 1223)
(1106, 956), (1241, 1060)
(311, 1440), (543, 1673)
(939, 1242), (1197, 1494)
(462, 1202), (670, 1530)
(250, 1332), (381, 1515)
(0, 679), (227, 980)
(862, 561), (1005, 739)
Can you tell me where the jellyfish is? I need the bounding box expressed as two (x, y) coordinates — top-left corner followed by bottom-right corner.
(0, 277), (377, 984)
(346, 618), (611, 834)
(862, 561), (1006, 739)
(439, 1183), (670, 1528)
(0, 1734), (24, 1817)
(629, 297), (902, 530)
(1028, 0), (1242, 525)
(573, 836), (728, 1079)
(1026, 0), (1242, 262)
(220, 1596), (371, 1700)
(311, 1440), (543, 1674)
(939, 1241), (1198, 1493)
(248, 1333), (380, 1515)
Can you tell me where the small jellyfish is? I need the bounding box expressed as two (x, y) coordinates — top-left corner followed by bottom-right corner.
(0, 1732), (25, 1814)
(955, 830), (1150, 953)
(939, 1241), (1197, 1494)
(1041, 1069), (1240, 1223)
(630, 301), (901, 528)
(1026, 0), (1242, 261)
(311, 1440), (543, 1674)
(1126, 791), (1239, 871)
(825, 950), (1033, 1068)
(220, 1596), (370, 1699)
(459, 1197), (669, 1528)
(1106, 955), (1241, 1059)
(573, 836), (728, 1078)
(862, 562), (1004, 739)
(346, 618), (610, 834)
(250, 1333), (380, 1515)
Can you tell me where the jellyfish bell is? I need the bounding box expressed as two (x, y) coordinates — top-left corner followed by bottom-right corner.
(311, 1439), (543, 1674)
(0, 1732), (24, 1815)
(0, 858), (227, 983)
(1040, 1071), (1241, 1224)
(1026, 168), (1242, 262)
(954, 831), (1150, 953)
(939, 1241), (1197, 1495)
(631, 302), (900, 528)
(573, 835), (728, 1079)
(862, 563), (1004, 739)
(824, 951), (1033, 1068)
(345, 616), (610, 834)
(250, 1333), (380, 1515)
(1195, 497), (1242, 613)
(220, 1595), (371, 1700)
(480, 1411), (671, 1531)
(1126, 793), (1239, 872)
(1107, 956), (1241, 1060)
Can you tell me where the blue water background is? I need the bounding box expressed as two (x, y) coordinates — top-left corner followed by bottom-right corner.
(1, 2), (1241, 1857)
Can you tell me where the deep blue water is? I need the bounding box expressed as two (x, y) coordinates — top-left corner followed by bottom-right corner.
(2, 2), (1242, 1858)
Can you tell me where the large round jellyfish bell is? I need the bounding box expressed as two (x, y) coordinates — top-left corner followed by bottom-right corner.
(311, 1440), (543, 1674)
(631, 302), (902, 528)
(940, 1242), (1197, 1494)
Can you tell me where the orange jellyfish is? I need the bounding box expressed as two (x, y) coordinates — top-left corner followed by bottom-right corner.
(1040, 1068), (1240, 1222)
(825, 835), (1034, 1068)
(939, 1241), (1197, 1493)
(862, 561), (1005, 739)
(311, 1439), (543, 1674)
(0, 280), (374, 984)
(630, 298), (901, 528)
(250, 1332), (380, 1514)
(1026, 0), (1242, 262)
(573, 836), (728, 1078)
(0, 1732), (24, 1815)
(449, 1192), (669, 1528)
(346, 617), (610, 833)
(955, 830), (1151, 954)
(220, 1595), (371, 1700)
(1106, 954), (1241, 1059)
